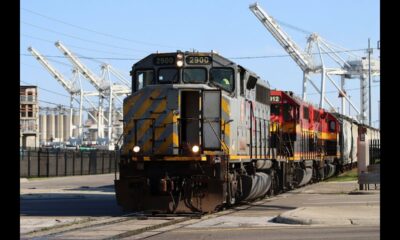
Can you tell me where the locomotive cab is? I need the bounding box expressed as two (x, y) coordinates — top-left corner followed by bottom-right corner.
(131, 52), (235, 94)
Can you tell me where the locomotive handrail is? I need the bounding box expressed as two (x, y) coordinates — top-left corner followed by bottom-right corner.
(176, 117), (227, 153)
(204, 118), (230, 154)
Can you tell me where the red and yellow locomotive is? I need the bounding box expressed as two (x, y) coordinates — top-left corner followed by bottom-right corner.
(269, 90), (339, 188)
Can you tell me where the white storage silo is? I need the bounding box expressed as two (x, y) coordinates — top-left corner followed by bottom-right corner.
(39, 114), (47, 144)
(63, 114), (71, 141)
(58, 113), (64, 142)
(72, 110), (80, 137)
(46, 112), (55, 142)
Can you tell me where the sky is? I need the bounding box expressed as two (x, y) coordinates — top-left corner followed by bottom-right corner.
(20, 0), (380, 127)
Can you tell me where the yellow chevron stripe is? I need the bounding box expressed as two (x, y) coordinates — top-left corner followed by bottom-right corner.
(123, 92), (143, 115)
(154, 112), (172, 140)
(126, 92), (160, 134)
(172, 132), (179, 147)
(154, 114), (174, 154)
(221, 98), (230, 138)
(223, 121), (230, 137)
(125, 89), (163, 139)
(133, 89), (162, 120)
(222, 98), (230, 115)
(123, 90), (163, 154)
(136, 99), (167, 143)
(156, 127), (173, 153)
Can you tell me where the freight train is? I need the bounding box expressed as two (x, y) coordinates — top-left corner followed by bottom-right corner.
(115, 51), (380, 213)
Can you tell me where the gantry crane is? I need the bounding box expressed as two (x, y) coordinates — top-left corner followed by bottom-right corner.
(28, 46), (100, 143)
(249, 3), (379, 124)
(54, 41), (130, 147)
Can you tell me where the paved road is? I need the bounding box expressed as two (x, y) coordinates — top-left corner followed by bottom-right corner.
(20, 174), (127, 235)
(21, 196), (123, 217)
(21, 173), (123, 217)
(20, 175), (380, 240)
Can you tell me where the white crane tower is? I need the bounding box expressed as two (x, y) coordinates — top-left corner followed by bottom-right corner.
(29, 42), (131, 149)
(249, 3), (380, 125)
(54, 41), (131, 149)
(28, 46), (100, 144)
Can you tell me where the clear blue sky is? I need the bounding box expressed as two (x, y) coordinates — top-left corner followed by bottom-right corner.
(20, 0), (380, 127)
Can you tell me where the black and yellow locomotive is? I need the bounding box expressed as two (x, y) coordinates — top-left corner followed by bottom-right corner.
(115, 51), (275, 213)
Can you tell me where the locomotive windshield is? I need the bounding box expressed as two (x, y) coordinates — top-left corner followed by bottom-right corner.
(283, 104), (294, 121)
(183, 68), (207, 83)
(271, 104), (280, 115)
(158, 68), (178, 83)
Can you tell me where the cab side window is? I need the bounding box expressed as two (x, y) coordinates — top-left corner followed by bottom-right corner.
(210, 68), (234, 92)
(135, 70), (154, 91)
(329, 120), (336, 132)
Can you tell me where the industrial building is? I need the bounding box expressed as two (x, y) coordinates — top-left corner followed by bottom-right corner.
(20, 85), (39, 148)
(38, 107), (123, 147)
(39, 107), (79, 145)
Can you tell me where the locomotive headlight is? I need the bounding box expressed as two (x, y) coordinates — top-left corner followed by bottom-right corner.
(176, 60), (184, 67)
(192, 145), (200, 153)
(133, 146), (140, 153)
(177, 53), (184, 60)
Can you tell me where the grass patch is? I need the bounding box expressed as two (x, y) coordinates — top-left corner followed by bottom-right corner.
(326, 168), (358, 182)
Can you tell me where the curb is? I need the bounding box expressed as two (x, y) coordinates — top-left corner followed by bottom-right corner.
(21, 194), (86, 200)
(349, 190), (380, 195)
(274, 215), (351, 225)
(20, 191), (115, 200)
(274, 206), (380, 226)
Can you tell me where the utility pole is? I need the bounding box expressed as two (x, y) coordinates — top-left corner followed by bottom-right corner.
(368, 38), (372, 126)
(378, 100), (380, 129)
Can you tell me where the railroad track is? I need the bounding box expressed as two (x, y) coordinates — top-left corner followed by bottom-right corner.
(22, 211), (207, 240)
(22, 195), (283, 240)
(22, 171), (349, 240)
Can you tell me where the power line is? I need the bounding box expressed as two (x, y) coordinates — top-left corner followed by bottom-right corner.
(22, 21), (150, 53)
(230, 48), (377, 60)
(276, 19), (312, 35)
(38, 99), (91, 111)
(21, 47), (377, 62)
(21, 7), (182, 49)
(21, 53), (140, 61)
(22, 34), (143, 58)
(306, 84), (380, 96)
(21, 80), (71, 98)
